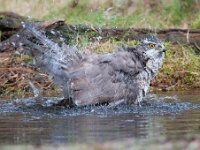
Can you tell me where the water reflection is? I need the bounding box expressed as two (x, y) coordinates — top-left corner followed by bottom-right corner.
(0, 91), (199, 145)
(0, 113), (148, 144)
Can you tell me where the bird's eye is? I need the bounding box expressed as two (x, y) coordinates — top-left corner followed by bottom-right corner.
(149, 43), (155, 49)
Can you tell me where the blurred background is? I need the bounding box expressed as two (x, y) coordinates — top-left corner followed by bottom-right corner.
(0, 0), (200, 28)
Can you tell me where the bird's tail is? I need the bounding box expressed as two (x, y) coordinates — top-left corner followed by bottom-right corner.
(16, 23), (82, 84)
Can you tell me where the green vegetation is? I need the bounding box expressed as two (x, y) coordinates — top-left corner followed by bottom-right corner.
(155, 43), (200, 90)
(41, 0), (200, 28)
(162, 0), (196, 25)
(0, 0), (199, 28)
(192, 13), (200, 28)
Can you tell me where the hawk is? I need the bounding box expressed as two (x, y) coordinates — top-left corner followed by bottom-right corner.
(14, 25), (166, 107)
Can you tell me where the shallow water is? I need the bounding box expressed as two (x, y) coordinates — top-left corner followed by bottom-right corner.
(0, 91), (199, 145)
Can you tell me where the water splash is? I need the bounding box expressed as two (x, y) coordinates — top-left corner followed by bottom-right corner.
(0, 95), (199, 118)
(21, 24), (82, 86)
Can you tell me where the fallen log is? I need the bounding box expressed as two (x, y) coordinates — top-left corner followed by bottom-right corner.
(0, 11), (200, 53)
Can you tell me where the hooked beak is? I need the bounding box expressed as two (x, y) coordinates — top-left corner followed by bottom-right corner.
(162, 48), (166, 53)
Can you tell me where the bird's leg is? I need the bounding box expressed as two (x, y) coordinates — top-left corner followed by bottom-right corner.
(135, 90), (143, 107)
(56, 83), (75, 107)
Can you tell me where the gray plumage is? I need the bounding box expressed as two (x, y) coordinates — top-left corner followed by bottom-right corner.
(18, 25), (166, 107)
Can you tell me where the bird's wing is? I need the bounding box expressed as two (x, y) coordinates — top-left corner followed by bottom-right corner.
(100, 51), (144, 76)
(68, 51), (143, 106)
(69, 64), (128, 106)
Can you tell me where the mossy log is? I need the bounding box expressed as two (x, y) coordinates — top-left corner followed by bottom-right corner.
(0, 11), (200, 52)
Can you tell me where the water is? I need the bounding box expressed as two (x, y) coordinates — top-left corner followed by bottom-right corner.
(0, 91), (199, 145)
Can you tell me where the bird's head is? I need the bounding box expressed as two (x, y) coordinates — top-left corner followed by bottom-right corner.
(135, 35), (166, 76)
(140, 35), (166, 61)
